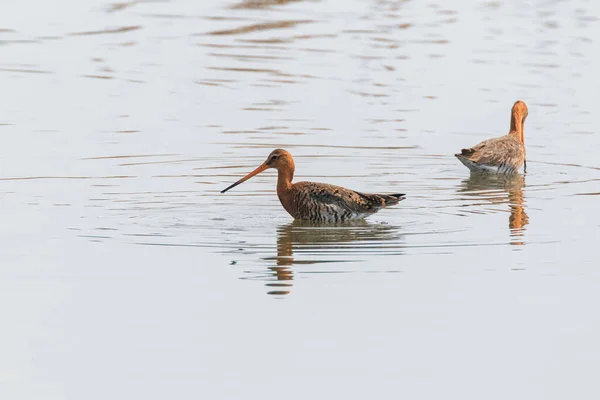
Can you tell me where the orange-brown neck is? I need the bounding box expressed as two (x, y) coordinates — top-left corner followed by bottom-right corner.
(276, 165), (294, 196)
(275, 166), (295, 216)
(510, 112), (525, 145)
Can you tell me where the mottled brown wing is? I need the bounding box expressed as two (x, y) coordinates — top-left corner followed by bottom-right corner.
(461, 135), (524, 167)
(293, 182), (398, 214)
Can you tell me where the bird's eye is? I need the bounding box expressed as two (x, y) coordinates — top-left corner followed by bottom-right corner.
(271, 155), (279, 161)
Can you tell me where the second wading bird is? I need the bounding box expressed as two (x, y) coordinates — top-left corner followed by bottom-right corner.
(221, 149), (405, 222)
(455, 100), (528, 174)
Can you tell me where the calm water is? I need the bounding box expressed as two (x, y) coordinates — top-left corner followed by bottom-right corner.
(1, 0), (600, 398)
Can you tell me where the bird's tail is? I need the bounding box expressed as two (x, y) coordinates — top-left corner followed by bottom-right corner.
(380, 193), (406, 206)
(455, 148), (475, 158)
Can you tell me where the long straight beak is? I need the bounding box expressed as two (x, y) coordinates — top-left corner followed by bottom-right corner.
(221, 163), (269, 193)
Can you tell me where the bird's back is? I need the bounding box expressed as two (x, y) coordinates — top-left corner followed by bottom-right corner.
(456, 134), (525, 174)
(281, 181), (405, 222)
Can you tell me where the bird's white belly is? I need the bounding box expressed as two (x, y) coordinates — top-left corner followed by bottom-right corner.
(458, 157), (517, 174)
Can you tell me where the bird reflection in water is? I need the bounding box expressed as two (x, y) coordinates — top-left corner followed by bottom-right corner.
(260, 220), (402, 296)
(458, 173), (529, 245)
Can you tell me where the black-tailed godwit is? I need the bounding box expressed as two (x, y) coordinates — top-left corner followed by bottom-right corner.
(456, 100), (528, 174)
(221, 149), (405, 222)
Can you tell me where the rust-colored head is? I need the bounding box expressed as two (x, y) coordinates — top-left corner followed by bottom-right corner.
(512, 100), (528, 121)
(263, 148), (295, 171)
(221, 149), (295, 193)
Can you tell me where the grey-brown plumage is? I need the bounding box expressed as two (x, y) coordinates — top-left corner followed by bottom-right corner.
(221, 149), (405, 222)
(280, 181), (404, 222)
(455, 100), (528, 174)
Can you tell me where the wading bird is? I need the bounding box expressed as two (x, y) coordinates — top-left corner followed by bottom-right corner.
(221, 149), (405, 222)
(456, 100), (528, 174)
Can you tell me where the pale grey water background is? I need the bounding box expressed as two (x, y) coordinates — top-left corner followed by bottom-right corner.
(1, 0), (600, 399)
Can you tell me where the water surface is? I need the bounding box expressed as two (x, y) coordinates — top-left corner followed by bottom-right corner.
(1, 0), (600, 399)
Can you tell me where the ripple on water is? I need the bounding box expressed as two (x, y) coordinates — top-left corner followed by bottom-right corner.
(241, 220), (405, 296)
(74, 144), (595, 297)
(29, 0), (595, 300)
(456, 173), (529, 246)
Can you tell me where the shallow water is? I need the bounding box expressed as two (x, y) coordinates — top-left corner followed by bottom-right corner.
(1, 0), (600, 399)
